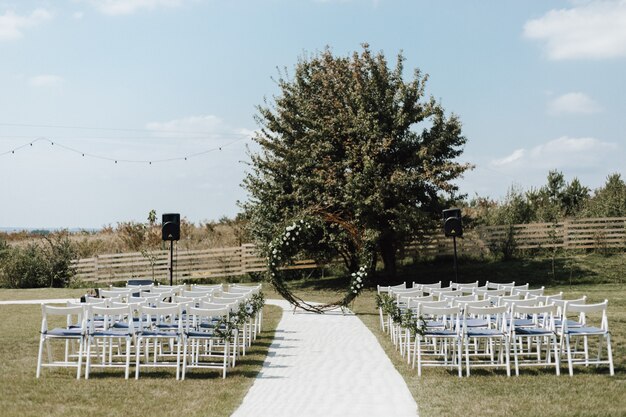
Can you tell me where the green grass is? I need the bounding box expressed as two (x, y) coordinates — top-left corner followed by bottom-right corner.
(0, 291), (281, 417)
(269, 253), (626, 417)
(0, 252), (624, 417)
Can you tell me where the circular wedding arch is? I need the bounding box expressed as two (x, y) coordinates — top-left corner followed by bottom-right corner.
(265, 211), (370, 313)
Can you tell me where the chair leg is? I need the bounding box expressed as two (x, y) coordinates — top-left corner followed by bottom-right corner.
(513, 336), (520, 376)
(566, 335), (574, 377)
(465, 336), (471, 377)
(182, 337), (188, 380)
(135, 338), (142, 379)
(175, 337), (181, 380)
(85, 336), (92, 379)
(36, 335), (45, 378)
(606, 333), (614, 376)
(76, 337), (84, 380)
(124, 337), (131, 380)
(553, 335), (560, 376)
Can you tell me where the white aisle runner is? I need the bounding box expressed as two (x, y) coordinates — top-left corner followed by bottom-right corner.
(231, 299), (418, 417)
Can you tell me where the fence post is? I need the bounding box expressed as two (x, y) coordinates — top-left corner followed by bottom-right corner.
(94, 255), (99, 283)
(562, 219), (570, 250)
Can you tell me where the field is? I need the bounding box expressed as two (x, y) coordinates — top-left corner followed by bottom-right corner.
(274, 253), (626, 417)
(0, 252), (624, 417)
(0, 297), (282, 417)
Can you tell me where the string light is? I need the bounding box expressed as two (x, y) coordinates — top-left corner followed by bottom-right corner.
(0, 136), (248, 164)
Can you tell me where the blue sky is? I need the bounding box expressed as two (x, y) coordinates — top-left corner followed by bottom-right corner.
(0, 0), (624, 229)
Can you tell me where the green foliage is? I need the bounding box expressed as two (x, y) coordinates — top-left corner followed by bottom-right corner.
(585, 173), (626, 217)
(375, 292), (424, 336)
(0, 233), (77, 288)
(243, 45), (470, 278)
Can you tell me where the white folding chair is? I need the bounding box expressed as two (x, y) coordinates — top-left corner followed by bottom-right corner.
(508, 303), (560, 376)
(413, 304), (463, 377)
(182, 306), (231, 379)
(462, 304), (511, 377)
(36, 304), (86, 379)
(561, 300), (614, 376)
(135, 304), (183, 379)
(85, 305), (135, 379)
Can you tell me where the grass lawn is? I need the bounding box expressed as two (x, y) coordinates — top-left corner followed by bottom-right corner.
(0, 252), (624, 417)
(271, 252), (626, 417)
(0, 290), (281, 417)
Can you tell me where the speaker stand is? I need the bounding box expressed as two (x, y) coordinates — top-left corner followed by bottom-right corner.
(452, 236), (459, 283)
(169, 240), (174, 286)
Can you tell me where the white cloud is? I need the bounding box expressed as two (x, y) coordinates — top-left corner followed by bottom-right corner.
(72, 11), (85, 20)
(145, 115), (254, 144)
(524, 0), (626, 60)
(28, 74), (64, 87)
(0, 8), (52, 41)
(491, 136), (619, 170)
(493, 149), (525, 166)
(548, 92), (602, 115)
(87, 0), (184, 16)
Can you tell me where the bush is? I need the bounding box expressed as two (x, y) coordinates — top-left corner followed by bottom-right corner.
(0, 234), (77, 288)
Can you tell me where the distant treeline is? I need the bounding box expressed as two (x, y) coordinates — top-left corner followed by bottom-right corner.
(464, 171), (626, 226)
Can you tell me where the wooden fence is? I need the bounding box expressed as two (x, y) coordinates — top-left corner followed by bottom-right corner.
(478, 217), (626, 250)
(73, 217), (626, 284)
(73, 244), (317, 284)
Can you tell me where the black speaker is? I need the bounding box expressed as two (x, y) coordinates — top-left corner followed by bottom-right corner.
(443, 208), (463, 237)
(162, 213), (180, 241)
(442, 208), (462, 220)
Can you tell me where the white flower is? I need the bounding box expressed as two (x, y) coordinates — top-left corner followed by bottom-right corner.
(351, 272), (356, 277)
(356, 277), (362, 283)
(353, 290), (358, 294)
(272, 249), (277, 255)
(285, 242), (289, 246)
(292, 237), (295, 241)
(285, 231), (290, 237)
(300, 220), (304, 223)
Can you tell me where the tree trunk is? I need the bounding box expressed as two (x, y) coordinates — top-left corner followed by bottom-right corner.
(378, 235), (397, 283)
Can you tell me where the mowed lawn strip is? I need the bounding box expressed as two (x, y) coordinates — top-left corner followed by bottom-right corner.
(0, 290), (281, 417)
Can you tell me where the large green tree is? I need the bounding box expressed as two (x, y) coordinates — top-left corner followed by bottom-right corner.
(242, 45), (470, 280)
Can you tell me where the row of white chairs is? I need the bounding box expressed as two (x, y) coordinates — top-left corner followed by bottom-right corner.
(378, 282), (614, 377)
(36, 283), (263, 380)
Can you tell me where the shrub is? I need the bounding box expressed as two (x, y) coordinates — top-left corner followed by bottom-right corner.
(0, 234), (77, 288)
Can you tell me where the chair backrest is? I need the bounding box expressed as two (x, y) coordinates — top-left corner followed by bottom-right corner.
(443, 294), (478, 304)
(99, 289), (131, 300)
(415, 300), (450, 309)
(40, 304), (85, 333)
(450, 281), (479, 290)
(475, 288), (506, 299)
(203, 298), (239, 312)
(552, 296), (587, 316)
(529, 292), (563, 304)
(395, 289), (424, 302)
(563, 300), (609, 331)
(181, 289), (214, 298)
(228, 284), (262, 294)
(490, 294), (523, 305)
(420, 282), (446, 293)
(514, 286), (545, 297)
(486, 281), (515, 290)
(464, 304), (508, 331)
(503, 298), (541, 309)
(389, 287), (420, 297)
(420, 304), (463, 331)
(433, 290), (457, 301)
(87, 305), (134, 333)
(509, 303), (557, 331)
(502, 283), (529, 295)
(219, 293), (248, 301)
(192, 283), (224, 292)
(461, 299), (492, 309)
(379, 283), (407, 295)
(138, 304), (182, 331)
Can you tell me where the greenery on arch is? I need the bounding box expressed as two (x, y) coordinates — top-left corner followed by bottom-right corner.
(265, 212), (373, 313)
